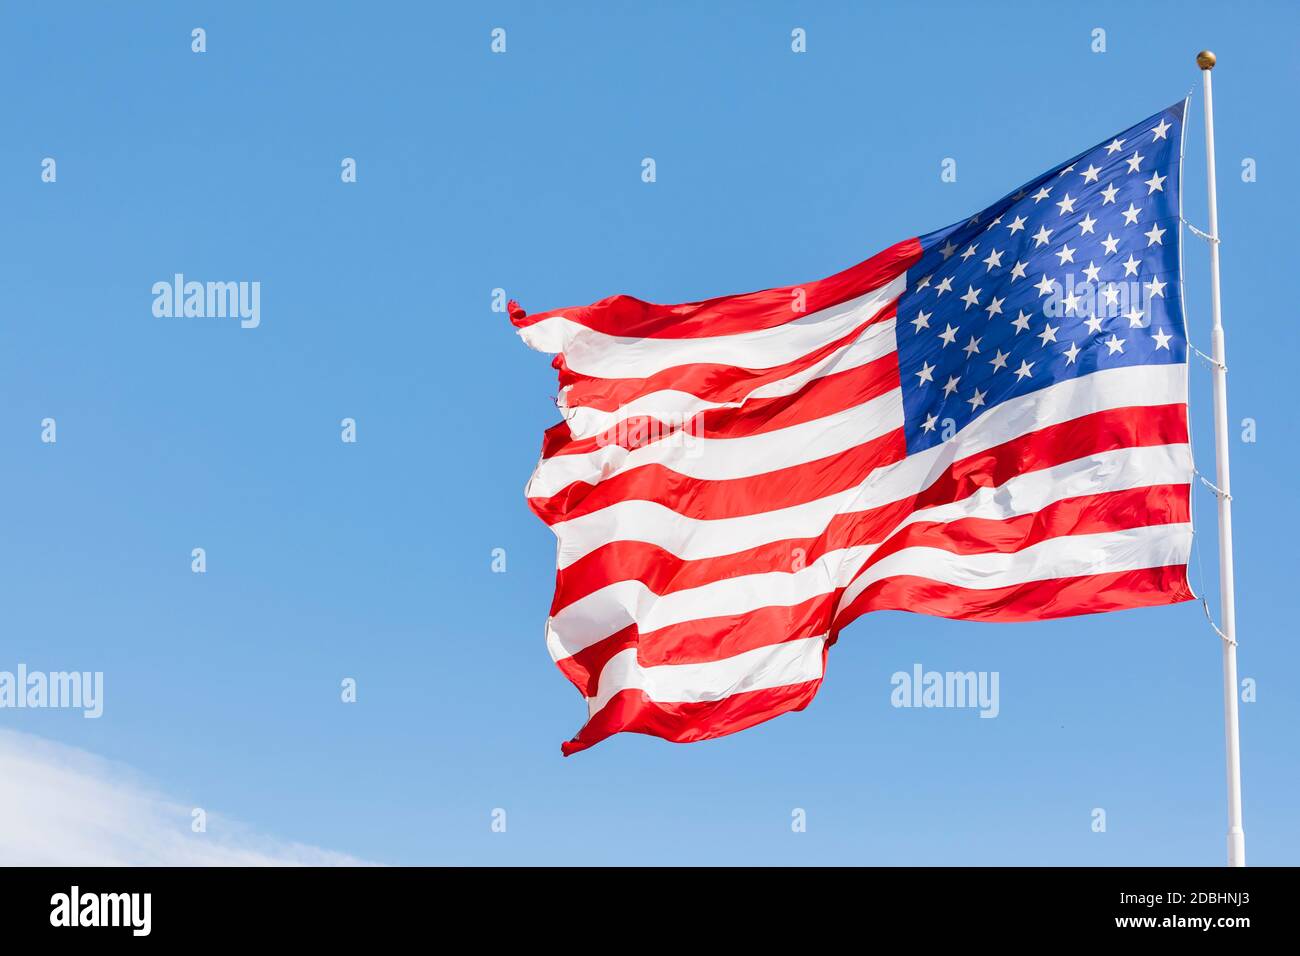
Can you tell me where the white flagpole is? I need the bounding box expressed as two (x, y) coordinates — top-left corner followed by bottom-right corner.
(1196, 49), (1246, 867)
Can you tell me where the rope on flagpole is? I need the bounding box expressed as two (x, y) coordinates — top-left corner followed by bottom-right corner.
(1197, 473), (1232, 502)
(1183, 218), (1220, 244)
(1189, 464), (1235, 647)
(1192, 345), (1226, 371)
(1192, 469), (1237, 645)
(1201, 598), (1236, 646)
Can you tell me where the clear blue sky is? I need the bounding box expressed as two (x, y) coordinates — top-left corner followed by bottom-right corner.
(2, 1), (1296, 865)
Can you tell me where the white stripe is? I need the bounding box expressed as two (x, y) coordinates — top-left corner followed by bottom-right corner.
(527, 387), (902, 499)
(835, 522), (1192, 612)
(587, 636), (827, 714)
(559, 316), (898, 439)
(548, 363), (1186, 567)
(555, 491), (858, 571)
(894, 441), (1190, 537)
(519, 276), (905, 378)
(546, 442), (1191, 660)
(549, 549), (867, 662)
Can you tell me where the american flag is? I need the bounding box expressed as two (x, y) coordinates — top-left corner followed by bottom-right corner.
(512, 102), (1194, 755)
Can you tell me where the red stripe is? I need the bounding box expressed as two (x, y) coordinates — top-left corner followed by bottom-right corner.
(556, 299), (901, 410)
(556, 595), (832, 698)
(861, 482), (1189, 566)
(550, 404), (1189, 611)
(832, 564), (1193, 631)
(560, 678), (825, 756)
(531, 427), (906, 525)
(512, 237), (920, 339)
(542, 351), (899, 459)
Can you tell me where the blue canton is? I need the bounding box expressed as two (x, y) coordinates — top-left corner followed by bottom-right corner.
(897, 101), (1187, 453)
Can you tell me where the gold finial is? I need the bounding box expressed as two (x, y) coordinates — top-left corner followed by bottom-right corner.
(1196, 50), (1217, 70)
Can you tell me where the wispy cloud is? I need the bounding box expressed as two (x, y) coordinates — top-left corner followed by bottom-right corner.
(0, 729), (374, 866)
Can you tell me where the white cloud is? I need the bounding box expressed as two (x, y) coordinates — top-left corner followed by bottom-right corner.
(0, 729), (374, 866)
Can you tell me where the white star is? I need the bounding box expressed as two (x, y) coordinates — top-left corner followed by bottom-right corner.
(1082, 260), (1101, 283)
(989, 349), (1010, 371)
(915, 274), (932, 289)
(1009, 260), (1028, 281)
(1032, 224), (1053, 247)
(961, 285), (982, 309)
(985, 216), (1002, 231)
(963, 335), (982, 356)
(1101, 284), (1120, 308)
(915, 360), (936, 384)
(1054, 242), (1077, 265)
(1145, 171), (1167, 194)
(1058, 164), (1075, 177)
(1100, 182), (1119, 204)
(985, 295), (1004, 318)
(1038, 323), (1058, 345)
(1007, 215), (1027, 235)
(966, 388), (987, 410)
(1055, 193), (1077, 215)
(1144, 223), (1166, 246)
(938, 323), (959, 346)
(1062, 290), (1081, 315)
(1084, 313), (1105, 335)
(1013, 360), (1034, 381)
(911, 309), (932, 332)
(1035, 273), (1057, 297)
(1078, 212), (1097, 235)
(1152, 118), (1172, 141)
(1011, 310), (1032, 334)
(1125, 306), (1145, 328)
(1152, 327), (1172, 349)
(942, 374), (961, 397)
(1080, 164), (1102, 184)
(1121, 203), (1141, 225)
(1145, 275), (1167, 298)
(921, 413), (939, 432)
(982, 248), (1003, 271)
(1104, 137), (1125, 155)
(1063, 342), (1081, 365)
(1122, 253), (1141, 276)
(1104, 334), (1125, 354)
(1125, 150), (1145, 173)
(1032, 186), (1052, 203)
(940, 240), (958, 258)
(960, 243), (978, 261)
(935, 276), (953, 296)
(1100, 232), (1120, 255)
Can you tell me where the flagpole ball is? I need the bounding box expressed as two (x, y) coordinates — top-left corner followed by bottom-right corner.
(1197, 50), (1217, 70)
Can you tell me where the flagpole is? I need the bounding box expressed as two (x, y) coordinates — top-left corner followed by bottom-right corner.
(1195, 49), (1246, 868)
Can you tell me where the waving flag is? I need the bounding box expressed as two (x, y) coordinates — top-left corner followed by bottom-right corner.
(512, 102), (1194, 755)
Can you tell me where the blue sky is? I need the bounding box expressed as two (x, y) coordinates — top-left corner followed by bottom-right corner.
(1, 0), (1296, 865)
